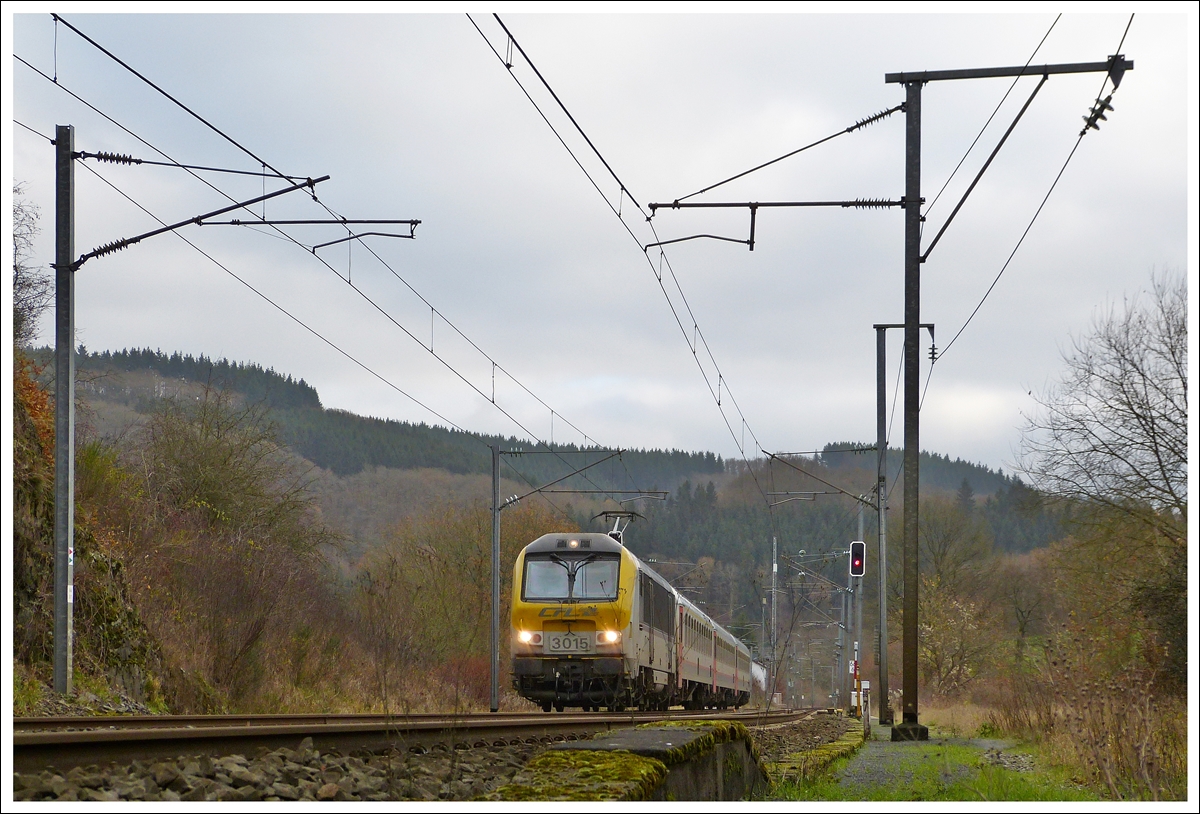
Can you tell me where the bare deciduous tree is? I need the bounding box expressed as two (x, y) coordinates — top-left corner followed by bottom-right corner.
(918, 495), (994, 591)
(1019, 269), (1187, 694)
(990, 552), (1049, 665)
(13, 183), (51, 346)
(128, 386), (334, 708)
(1018, 270), (1187, 544)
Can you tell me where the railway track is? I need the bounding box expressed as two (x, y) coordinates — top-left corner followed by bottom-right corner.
(14, 708), (809, 774)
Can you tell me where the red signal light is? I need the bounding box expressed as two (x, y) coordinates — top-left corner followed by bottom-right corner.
(849, 541), (866, 578)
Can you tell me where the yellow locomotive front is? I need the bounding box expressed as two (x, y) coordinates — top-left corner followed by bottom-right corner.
(510, 532), (636, 712)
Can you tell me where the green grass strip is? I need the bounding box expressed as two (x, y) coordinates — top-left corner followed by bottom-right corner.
(773, 735), (1101, 801)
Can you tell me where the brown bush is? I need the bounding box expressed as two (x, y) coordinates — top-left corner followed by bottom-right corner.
(12, 352), (55, 666)
(354, 498), (575, 712)
(109, 387), (344, 711)
(1048, 635), (1185, 800)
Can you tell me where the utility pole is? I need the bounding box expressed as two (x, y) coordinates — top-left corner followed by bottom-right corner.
(855, 502), (864, 720)
(491, 445), (501, 712)
(873, 321), (930, 726)
(885, 54), (1133, 742)
(760, 596), (767, 698)
(875, 325), (889, 725)
(898, 75), (925, 741)
(834, 592), (845, 709)
(840, 590), (849, 711)
(771, 535), (778, 704)
(54, 124), (75, 695)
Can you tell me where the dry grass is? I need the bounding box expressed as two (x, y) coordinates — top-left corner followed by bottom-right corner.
(920, 701), (996, 738)
(983, 639), (1187, 801)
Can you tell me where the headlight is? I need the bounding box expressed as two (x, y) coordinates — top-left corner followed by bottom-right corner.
(602, 630), (620, 643)
(518, 630), (533, 643)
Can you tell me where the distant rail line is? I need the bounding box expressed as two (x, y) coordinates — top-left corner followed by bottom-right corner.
(14, 708), (808, 773)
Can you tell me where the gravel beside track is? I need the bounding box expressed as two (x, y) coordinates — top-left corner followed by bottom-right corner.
(12, 735), (548, 801)
(22, 691), (158, 718)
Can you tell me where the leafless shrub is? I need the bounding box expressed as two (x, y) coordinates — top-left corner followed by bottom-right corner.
(353, 550), (426, 715)
(988, 668), (1055, 738)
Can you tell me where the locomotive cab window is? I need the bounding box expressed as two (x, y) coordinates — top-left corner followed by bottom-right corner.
(523, 554), (620, 602)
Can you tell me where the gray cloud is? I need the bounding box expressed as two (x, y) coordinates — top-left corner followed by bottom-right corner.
(9, 10), (1191, 473)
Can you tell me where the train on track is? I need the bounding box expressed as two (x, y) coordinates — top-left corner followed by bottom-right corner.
(510, 520), (757, 712)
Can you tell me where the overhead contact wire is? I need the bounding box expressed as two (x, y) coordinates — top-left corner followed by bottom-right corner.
(27, 64), (630, 513)
(472, 14), (750, 504)
(473, 14), (793, 538)
(491, 13), (641, 211)
(475, 17), (796, 554)
(477, 13), (765, 464)
(52, 13), (293, 185)
(26, 36), (623, 498)
(479, 16), (777, 506)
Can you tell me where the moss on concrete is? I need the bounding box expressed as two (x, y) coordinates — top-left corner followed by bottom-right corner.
(634, 719), (764, 768)
(485, 748), (669, 801)
(488, 720), (770, 801)
(766, 726), (865, 785)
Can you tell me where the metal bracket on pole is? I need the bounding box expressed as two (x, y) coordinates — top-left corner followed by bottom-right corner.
(645, 199), (902, 253)
(71, 176), (331, 270)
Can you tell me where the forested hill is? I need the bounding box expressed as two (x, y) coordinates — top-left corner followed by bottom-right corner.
(817, 441), (1014, 496)
(45, 346), (724, 489)
(72, 347), (322, 410)
(272, 406), (724, 488)
(49, 346), (1063, 553)
(54, 347), (1027, 502)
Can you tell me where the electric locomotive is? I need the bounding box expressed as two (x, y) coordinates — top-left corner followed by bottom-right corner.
(510, 522), (753, 712)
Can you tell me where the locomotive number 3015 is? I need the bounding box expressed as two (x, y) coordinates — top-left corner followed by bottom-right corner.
(545, 633), (593, 654)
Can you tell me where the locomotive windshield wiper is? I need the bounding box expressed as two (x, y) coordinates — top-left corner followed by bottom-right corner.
(549, 553), (596, 601)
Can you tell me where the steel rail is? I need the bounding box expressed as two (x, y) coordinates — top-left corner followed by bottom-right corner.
(14, 709), (807, 773)
(14, 708), (800, 732)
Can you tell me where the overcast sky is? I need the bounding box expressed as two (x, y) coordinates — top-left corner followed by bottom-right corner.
(7, 6), (1196, 476)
